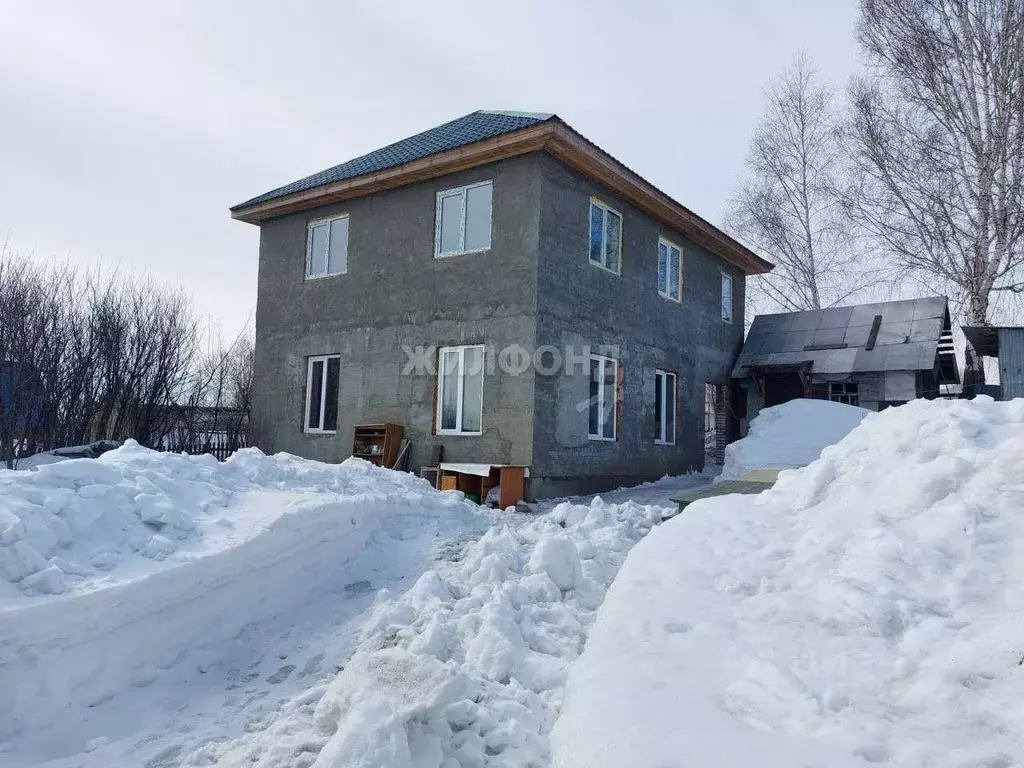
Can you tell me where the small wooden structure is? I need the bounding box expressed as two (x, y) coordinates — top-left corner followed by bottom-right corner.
(733, 297), (959, 418)
(351, 423), (404, 468)
(437, 462), (526, 509)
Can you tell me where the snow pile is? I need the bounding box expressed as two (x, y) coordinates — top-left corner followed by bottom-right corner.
(0, 440), (466, 600)
(0, 443), (487, 740)
(551, 396), (1024, 767)
(719, 398), (868, 481)
(200, 497), (664, 768)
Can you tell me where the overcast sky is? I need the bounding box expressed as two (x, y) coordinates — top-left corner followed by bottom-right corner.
(0, 0), (859, 335)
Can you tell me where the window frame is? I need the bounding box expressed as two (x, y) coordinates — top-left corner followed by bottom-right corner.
(828, 381), (859, 406)
(721, 272), (734, 324)
(588, 354), (619, 441)
(657, 237), (683, 302)
(588, 198), (623, 275)
(434, 180), (493, 258)
(305, 214), (349, 280)
(654, 369), (678, 445)
(304, 354), (341, 434)
(436, 344), (486, 436)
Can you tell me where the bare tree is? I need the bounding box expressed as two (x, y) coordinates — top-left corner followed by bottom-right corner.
(847, 0), (1024, 328)
(0, 250), (242, 466)
(726, 54), (872, 313)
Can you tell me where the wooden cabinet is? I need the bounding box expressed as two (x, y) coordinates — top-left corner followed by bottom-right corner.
(352, 423), (403, 468)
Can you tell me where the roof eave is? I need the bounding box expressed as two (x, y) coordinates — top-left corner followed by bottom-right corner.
(230, 118), (773, 276)
(229, 120), (556, 225)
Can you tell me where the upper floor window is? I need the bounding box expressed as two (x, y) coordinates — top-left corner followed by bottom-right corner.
(306, 215), (348, 278)
(588, 354), (618, 440)
(721, 273), (734, 323)
(654, 369), (677, 445)
(305, 354), (340, 433)
(437, 344), (485, 435)
(658, 238), (682, 301)
(435, 181), (492, 257)
(589, 199), (622, 274)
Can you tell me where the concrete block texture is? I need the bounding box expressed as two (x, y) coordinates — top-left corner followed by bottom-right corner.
(252, 155), (542, 473)
(530, 155), (744, 497)
(251, 150), (746, 499)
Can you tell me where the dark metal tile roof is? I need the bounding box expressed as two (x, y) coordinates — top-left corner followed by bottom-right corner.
(233, 110), (554, 210)
(733, 297), (954, 378)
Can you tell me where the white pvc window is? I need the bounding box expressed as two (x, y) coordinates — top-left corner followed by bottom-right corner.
(437, 345), (485, 435)
(305, 355), (340, 433)
(654, 369), (677, 445)
(658, 238), (682, 301)
(306, 215), (349, 278)
(721, 273), (734, 323)
(589, 199), (622, 274)
(588, 354), (618, 440)
(435, 181), (492, 257)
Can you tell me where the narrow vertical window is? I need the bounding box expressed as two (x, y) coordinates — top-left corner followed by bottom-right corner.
(658, 238), (682, 301)
(305, 354), (341, 432)
(306, 215), (349, 278)
(588, 354), (618, 440)
(436, 344), (485, 434)
(435, 181), (493, 257)
(721, 273), (734, 323)
(588, 199), (622, 274)
(654, 369), (677, 445)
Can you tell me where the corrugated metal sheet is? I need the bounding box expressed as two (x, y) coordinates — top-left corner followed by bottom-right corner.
(998, 328), (1024, 400)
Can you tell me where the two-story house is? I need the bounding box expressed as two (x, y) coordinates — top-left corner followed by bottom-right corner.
(231, 111), (772, 498)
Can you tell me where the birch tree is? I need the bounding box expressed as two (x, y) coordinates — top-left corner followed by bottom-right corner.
(726, 54), (871, 313)
(847, 0), (1024, 326)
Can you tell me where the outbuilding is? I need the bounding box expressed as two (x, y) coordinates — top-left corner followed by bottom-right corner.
(732, 297), (959, 422)
(962, 325), (1024, 401)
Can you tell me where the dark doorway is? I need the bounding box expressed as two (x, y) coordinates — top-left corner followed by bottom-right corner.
(762, 372), (805, 407)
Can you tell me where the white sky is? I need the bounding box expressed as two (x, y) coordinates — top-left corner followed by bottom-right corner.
(0, 0), (859, 335)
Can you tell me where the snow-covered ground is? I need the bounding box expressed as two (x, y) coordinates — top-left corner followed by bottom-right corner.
(552, 396), (1024, 767)
(2, 440), (712, 767)
(0, 444), (489, 766)
(719, 398), (868, 481)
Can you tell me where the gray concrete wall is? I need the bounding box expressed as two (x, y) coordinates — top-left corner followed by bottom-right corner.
(531, 155), (745, 497)
(251, 154), (543, 472)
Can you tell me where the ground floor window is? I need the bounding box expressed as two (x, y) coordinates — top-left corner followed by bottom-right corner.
(654, 369), (677, 444)
(437, 345), (484, 435)
(305, 355), (340, 432)
(828, 381), (859, 406)
(589, 354), (618, 440)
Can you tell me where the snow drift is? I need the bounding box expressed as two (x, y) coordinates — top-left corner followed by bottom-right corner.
(0, 443), (486, 739)
(552, 397), (1024, 767)
(0, 440), (475, 601)
(718, 398), (868, 481)
(198, 497), (665, 768)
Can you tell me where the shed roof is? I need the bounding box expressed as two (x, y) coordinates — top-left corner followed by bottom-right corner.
(962, 325), (1024, 358)
(733, 297), (958, 381)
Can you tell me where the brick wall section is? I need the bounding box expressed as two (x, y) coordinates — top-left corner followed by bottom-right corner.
(713, 384), (729, 466)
